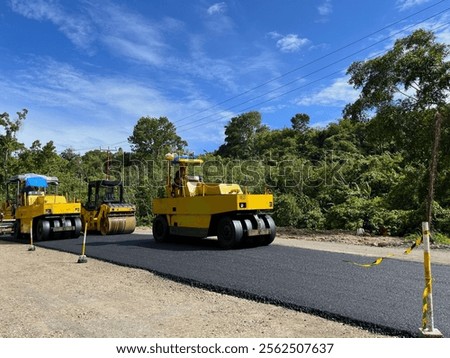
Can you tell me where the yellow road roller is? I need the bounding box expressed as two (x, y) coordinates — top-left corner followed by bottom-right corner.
(0, 173), (82, 240)
(81, 180), (136, 235)
(152, 154), (276, 249)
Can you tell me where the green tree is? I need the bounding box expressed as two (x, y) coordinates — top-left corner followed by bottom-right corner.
(0, 109), (27, 186)
(344, 29), (450, 225)
(18, 140), (62, 174)
(80, 150), (109, 181)
(290, 113), (310, 133)
(128, 116), (187, 160)
(254, 127), (297, 158)
(344, 29), (450, 120)
(60, 148), (80, 162)
(216, 111), (265, 159)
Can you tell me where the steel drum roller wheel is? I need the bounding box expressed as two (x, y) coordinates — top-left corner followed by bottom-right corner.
(99, 216), (136, 235)
(121, 216), (136, 234)
(100, 217), (110, 236)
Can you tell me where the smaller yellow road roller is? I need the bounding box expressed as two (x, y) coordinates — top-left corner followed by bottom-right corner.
(81, 180), (136, 235)
(152, 154), (276, 249)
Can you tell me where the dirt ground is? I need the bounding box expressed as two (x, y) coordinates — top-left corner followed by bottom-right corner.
(1, 228), (448, 338)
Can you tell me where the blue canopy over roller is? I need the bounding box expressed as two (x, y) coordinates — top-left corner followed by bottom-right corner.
(6, 173), (59, 186)
(25, 176), (48, 188)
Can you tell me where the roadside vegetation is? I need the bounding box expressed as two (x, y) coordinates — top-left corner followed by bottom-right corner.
(1, 29), (450, 243)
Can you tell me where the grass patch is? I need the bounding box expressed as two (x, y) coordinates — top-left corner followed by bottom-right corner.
(404, 231), (450, 245)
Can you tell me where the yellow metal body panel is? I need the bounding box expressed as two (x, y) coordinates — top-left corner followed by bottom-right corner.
(153, 193), (274, 229)
(186, 183), (243, 197)
(168, 214), (211, 229)
(81, 206), (99, 231)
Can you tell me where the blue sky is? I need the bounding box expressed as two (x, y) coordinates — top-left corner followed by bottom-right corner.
(1, 0), (449, 155)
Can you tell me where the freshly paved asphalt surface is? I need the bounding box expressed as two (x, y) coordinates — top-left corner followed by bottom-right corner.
(35, 233), (450, 337)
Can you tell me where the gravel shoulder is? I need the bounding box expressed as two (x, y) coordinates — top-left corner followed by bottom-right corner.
(274, 228), (450, 266)
(1, 228), (448, 338)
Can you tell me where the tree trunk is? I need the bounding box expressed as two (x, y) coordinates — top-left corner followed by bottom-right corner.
(426, 111), (443, 227)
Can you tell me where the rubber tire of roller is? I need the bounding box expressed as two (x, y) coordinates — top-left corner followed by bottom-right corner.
(259, 214), (276, 246)
(152, 215), (170, 242)
(217, 217), (243, 250)
(35, 219), (50, 241)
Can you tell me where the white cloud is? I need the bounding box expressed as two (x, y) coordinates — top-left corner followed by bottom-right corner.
(10, 0), (94, 50)
(436, 25), (450, 46)
(207, 2), (227, 15)
(0, 56), (239, 153)
(276, 34), (310, 53)
(87, 3), (171, 67)
(204, 2), (234, 34)
(267, 31), (282, 39)
(5, 1), (292, 152)
(381, 13), (450, 54)
(10, 0), (243, 92)
(0, 58), (186, 151)
(318, 0), (333, 16)
(396, 0), (433, 11)
(295, 76), (358, 107)
(11, 0), (172, 66)
(102, 36), (165, 67)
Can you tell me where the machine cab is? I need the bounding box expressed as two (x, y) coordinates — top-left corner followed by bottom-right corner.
(85, 180), (124, 210)
(2, 173), (58, 215)
(165, 153), (204, 198)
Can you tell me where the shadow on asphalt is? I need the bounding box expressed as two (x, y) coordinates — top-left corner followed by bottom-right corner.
(85, 236), (263, 252)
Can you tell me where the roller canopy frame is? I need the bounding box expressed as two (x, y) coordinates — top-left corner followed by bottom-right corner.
(6, 173), (59, 186)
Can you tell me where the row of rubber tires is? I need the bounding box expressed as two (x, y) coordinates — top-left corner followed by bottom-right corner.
(152, 214), (276, 249)
(14, 217), (82, 241)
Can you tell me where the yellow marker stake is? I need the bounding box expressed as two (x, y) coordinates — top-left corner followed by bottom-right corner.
(28, 221), (35, 251)
(419, 222), (443, 338)
(77, 223), (88, 263)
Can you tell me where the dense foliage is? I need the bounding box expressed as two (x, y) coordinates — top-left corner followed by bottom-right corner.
(1, 29), (449, 236)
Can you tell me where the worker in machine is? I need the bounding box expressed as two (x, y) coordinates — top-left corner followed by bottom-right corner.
(19, 185), (37, 205)
(10, 199), (16, 216)
(103, 187), (116, 202)
(23, 186), (40, 195)
(174, 170), (182, 187)
(171, 170), (182, 197)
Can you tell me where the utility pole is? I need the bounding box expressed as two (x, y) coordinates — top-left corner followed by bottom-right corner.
(99, 147), (118, 180)
(426, 111), (443, 227)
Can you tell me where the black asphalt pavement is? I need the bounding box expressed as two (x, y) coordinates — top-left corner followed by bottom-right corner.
(35, 233), (450, 337)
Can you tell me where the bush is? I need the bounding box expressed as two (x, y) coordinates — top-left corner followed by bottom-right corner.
(272, 193), (326, 229)
(432, 203), (450, 234)
(325, 196), (417, 236)
(325, 197), (368, 231)
(272, 194), (302, 227)
(297, 195), (326, 229)
(379, 209), (417, 236)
